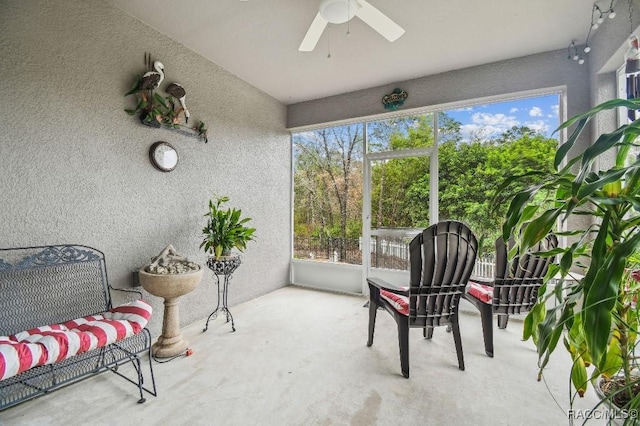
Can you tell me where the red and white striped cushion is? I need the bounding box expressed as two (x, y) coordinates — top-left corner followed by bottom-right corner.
(0, 300), (152, 381)
(104, 299), (152, 331)
(62, 314), (104, 330)
(10, 324), (69, 342)
(380, 289), (409, 315)
(467, 281), (494, 304)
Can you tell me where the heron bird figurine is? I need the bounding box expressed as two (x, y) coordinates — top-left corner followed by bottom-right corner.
(140, 61), (165, 92)
(124, 54), (165, 100)
(136, 54), (165, 127)
(165, 82), (190, 124)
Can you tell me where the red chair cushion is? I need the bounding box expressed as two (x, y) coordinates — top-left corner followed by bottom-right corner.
(380, 289), (409, 315)
(467, 281), (494, 304)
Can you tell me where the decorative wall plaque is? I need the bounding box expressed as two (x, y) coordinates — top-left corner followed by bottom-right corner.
(125, 53), (208, 142)
(382, 88), (408, 111)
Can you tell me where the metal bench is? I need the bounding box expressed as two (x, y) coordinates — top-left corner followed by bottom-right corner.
(0, 245), (157, 410)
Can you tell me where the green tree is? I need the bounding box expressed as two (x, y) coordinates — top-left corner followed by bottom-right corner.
(293, 125), (363, 260)
(435, 126), (557, 249)
(371, 115), (434, 228)
(294, 114), (557, 261)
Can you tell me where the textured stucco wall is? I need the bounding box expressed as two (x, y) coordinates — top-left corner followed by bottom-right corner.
(0, 0), (291, 336)
(287, 49), (590, 135)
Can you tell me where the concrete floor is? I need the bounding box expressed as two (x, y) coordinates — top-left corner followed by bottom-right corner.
(1, 286), (604, 426)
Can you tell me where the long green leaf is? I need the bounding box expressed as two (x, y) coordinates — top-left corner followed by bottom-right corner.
(558, 98), (640, 131)
(580, 126), (626, 169)
(503, 190), (536, 241)
(576, 168), (626, 200)
(124, 75), (141, 96)
(554, 98), (640, 168)
(581, 212), (623, 367)
(582, 212), (610, 297)
(585, 253), (625, 369)
(555, 116), (588, 168)
(521, 208), (561, 252)
(620, 194), (640, 212)
(154, 92), (167, 108)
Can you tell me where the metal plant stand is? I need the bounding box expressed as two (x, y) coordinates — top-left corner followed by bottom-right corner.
(203, 256), (241, 332)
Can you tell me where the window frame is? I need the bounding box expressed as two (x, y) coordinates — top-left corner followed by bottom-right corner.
(289, 87), (566, 293)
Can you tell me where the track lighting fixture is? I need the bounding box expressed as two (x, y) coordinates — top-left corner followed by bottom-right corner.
(595, 5), (605, 24)
(606, 0), (617, 18)
(567, 1), (618, 66)
(567, 41), (585, 65)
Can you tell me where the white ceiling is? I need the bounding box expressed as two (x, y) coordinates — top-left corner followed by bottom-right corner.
(106, 0), (598, 105)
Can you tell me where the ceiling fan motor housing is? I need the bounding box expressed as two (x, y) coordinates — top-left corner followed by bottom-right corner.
(320, 0), (360, 24)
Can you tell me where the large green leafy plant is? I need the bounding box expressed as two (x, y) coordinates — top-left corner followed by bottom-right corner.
(501, 98), (640, 415)
(200, 196), (256, 259)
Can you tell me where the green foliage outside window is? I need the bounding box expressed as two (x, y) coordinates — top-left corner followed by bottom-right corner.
(293, 112), (557, 259)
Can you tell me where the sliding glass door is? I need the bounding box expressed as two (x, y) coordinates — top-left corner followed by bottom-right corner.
(362, 115), (437, 292)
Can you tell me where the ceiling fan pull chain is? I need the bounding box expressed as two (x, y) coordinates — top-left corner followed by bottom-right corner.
(347, 0), (351, 36)
(327, 24), (332, 58)
(630, 0), (634, 35)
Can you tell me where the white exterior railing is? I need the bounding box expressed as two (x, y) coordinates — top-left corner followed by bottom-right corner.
(296, 235), (496, 277)
(472, 255), (495, 278)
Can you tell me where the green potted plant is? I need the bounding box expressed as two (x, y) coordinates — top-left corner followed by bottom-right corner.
(500, 98), (640, 418)
(200, 195), (256, 259)
(596, 262), (640, 414)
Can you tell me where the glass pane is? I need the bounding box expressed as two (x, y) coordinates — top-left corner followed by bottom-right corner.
(438, 94), (560, 260)
(440, 94), (560, 145)
(370, 157), (430, 270)
(292, 124), (363, 265)
(367, 114), (434, 152)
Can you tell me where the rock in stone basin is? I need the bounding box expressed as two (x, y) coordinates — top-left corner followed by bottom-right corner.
(145, 244), (200, 274)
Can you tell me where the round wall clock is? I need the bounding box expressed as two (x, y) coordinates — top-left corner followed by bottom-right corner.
(149, 141), (178, 172)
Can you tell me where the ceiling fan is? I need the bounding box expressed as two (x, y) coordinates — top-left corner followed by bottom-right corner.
(299, 0), (405, 52)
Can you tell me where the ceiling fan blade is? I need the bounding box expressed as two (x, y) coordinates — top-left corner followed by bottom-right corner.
(355, 0), (405, 42)
(299, 12), (329, 52)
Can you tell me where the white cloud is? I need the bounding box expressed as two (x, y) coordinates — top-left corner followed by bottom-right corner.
(471, 112), (519, 127)
(509, 107), (519, 113)
(529, 106), (543, 117)
(457, 112), (521, 141)
(551, 105), (559, 116)
(525, 120), (550, 134)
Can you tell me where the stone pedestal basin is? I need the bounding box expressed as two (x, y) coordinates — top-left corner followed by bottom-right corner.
(139, 267), (203, 358)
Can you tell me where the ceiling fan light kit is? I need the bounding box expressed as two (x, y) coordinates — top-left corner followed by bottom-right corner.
(320, 0), (360, 24)
(299, 0), (405, 52)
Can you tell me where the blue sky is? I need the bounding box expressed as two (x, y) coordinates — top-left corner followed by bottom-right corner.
(445, 93), (560, 142)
